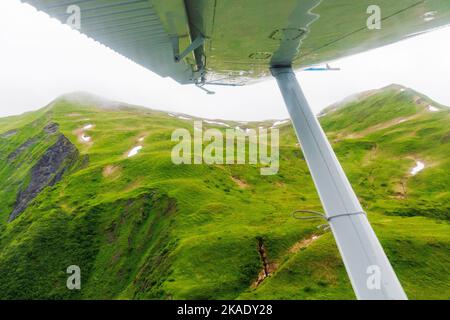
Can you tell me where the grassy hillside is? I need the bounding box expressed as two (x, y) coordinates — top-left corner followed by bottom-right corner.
(0, 85), (448, 300)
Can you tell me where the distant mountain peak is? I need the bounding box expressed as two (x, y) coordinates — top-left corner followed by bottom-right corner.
(53, 91), (131, 110)
(322, 84), (409, 115)
(383, 83), (407, 91)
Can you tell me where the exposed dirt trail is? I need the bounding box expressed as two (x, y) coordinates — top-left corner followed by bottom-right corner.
(251, 233), (322, 288)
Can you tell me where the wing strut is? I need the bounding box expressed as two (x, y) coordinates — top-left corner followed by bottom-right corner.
(271, 66), (407, 300)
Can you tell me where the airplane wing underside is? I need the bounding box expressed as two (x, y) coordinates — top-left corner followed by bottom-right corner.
(21, 0), (450, 85)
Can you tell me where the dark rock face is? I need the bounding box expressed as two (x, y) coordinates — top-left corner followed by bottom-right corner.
(0, 129), (18, 138)
(7, 138), (38, 162)
(44, 122), (59, 134)
(7, 122), (59, 162)
(8, 134), (79, 222)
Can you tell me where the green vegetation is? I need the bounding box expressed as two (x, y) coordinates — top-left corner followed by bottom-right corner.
(0, 85), (448, 300)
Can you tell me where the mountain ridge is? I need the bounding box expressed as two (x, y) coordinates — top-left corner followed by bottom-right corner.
(0, 85), (448, 300)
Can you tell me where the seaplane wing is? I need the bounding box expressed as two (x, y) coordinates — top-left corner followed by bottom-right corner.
(22, 0), (450, 85)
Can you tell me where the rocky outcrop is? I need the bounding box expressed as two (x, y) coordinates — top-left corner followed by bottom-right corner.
(7, 138), (38, 162)
(0, 129), (18, 138)
(7, 122), (59, 162)
(8, 134), (79, 221)
(43, 122), (59, 134)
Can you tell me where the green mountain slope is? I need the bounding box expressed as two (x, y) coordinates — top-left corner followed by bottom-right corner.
(0, 85), (448, 300)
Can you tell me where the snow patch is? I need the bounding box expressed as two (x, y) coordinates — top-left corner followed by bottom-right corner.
(272, 120), (289, 127)
(410, 161), (425, 175)
(76, 123), (95, 144)
(423, 11), (437, 22)
(204, 120), (230, 127)
(178, 116), (191, 120)
(234, 126), (251, 133)
(128, 146), (143, 158)
(428, 105), (439, 112)
(81, 134), (91, 142)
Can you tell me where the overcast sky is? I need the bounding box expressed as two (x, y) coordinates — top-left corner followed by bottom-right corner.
(1, 0), (450, 121)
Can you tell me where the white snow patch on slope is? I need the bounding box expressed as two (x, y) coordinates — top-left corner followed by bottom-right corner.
(77, 123), (95, 143)
(428, 105), (439, 112)
(271, 120), (289, 128)
(204, 120), (230, 127)
(128, 146), (143, 158)
(410, 161), (425, 175)
(423, 11), (437, 22)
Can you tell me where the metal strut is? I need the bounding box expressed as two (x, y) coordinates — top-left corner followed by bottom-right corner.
(271, 66), (407, 300)
(174, 34), (205, 63)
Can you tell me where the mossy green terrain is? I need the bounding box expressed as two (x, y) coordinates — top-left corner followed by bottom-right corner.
(0, 85), (448, 300)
